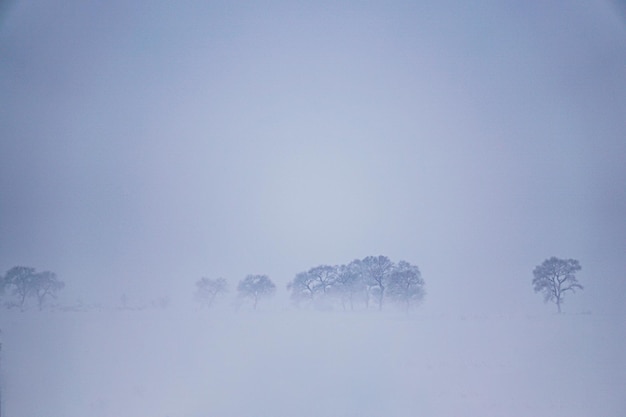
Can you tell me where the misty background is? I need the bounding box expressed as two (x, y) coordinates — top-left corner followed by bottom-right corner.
(1, 0), (625, 315)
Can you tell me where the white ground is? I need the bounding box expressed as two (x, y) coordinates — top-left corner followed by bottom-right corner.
(1, 309), (624, 417)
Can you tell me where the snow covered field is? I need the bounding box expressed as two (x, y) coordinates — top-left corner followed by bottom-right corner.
(1, 309), (624, 417)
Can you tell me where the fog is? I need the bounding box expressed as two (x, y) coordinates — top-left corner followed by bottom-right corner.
(1, 1), (625, 415)
(2, 309), (625, 416)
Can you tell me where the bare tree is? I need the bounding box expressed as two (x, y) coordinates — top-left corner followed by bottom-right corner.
(2, 266), (36, 310)
(2, 267), (64, 311)
(195, 277), (228, 308)
(307, 265), (336, 297)
(287, 265), (336, 309)
(287, 271), (316, 307)
(387, 261), (425, 312)
(361, 256), (394, 310)
(237, 275), (276, 310)
(332, 261), (366, 311)
(32, 271), (65, 310)
(532, 257), (583, 313)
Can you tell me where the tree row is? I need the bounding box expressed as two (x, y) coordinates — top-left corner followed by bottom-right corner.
(195, 255), (425, 312)
(1, 256), (583, 313)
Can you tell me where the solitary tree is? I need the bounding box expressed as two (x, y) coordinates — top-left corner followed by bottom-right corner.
(237, 274), (276, 310)
(532, 257), (583, 313)
(195, 277), (228, 308)
(387, 261), (425, 312)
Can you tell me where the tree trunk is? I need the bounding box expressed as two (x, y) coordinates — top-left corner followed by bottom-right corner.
(19, 291), (28, 311)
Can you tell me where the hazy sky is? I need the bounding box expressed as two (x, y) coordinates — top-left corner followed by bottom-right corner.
(1, 0), (625, 313)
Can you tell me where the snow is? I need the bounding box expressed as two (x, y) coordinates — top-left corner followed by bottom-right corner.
(1, 309), (624, 417)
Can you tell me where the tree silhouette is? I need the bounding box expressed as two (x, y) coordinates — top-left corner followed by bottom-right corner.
(237, 275), (276, 310)
(387, 261), (425, 312)
(195, 277), (228, 308)
(361, 256), (394, 310)
(532, 257), (583, 313)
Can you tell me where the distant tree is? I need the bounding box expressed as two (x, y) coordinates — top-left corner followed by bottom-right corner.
(119, 294), (129, 310)
(307, 265), (336, 296)
(195, 277), (228, 308)
(532, 257), (583, 313)
(151, 296), (171, 310)
(237, 274), (276, 310)
(287, 271), (316, 307)
(287, 265), (337, 309)
(31, 271), (65, 310)
(332, 261), (366, 311)
(361, 256), (394, 310)
(2, 266), (64, 311)
(387, 261), (425, 312)
(2, 266), (36, 310)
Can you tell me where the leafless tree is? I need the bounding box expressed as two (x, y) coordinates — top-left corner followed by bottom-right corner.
(2, 266), (36, 310)
(361, 256), (394, 310)
(237, 274), (275, 310)
(32, 271), (65, 310)
(387, 261), (425, 312)
(2, 267), (64, 311)
(332, 261), (366, 311)
(195, 277), (228, 308)
(287, 271), (316, 307)
(532, 257), (583, 313)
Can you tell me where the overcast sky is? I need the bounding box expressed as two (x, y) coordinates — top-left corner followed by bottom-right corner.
(1, 0), (625, 314)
